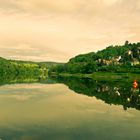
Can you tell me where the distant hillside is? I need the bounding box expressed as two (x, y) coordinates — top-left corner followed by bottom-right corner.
(0, 57), (47, 80)
(39, 61), (64, 68)
(49, 41), (140, 74)
(0, 57), (65, 83)
(69, 41), (140, 65)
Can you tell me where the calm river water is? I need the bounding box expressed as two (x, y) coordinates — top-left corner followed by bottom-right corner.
(0, 77), (140, 140)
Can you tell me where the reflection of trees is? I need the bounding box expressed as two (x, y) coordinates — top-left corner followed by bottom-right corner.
(0, 74), (39, 85)
(0, 75), (56, 86)
(52, 76), (140, 111)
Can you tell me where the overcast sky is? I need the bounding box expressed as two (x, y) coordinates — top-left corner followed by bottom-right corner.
(0, 0), (140, 62)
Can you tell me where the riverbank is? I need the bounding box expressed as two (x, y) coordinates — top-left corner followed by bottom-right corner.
(51, 72), (140, 81)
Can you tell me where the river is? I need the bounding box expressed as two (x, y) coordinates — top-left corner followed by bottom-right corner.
(0, 77), (140, 140)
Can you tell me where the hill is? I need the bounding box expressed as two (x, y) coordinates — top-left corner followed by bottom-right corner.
(49, 41), (140, 74)
(0, 57), (48, 80)
(0, 57), (65, 84)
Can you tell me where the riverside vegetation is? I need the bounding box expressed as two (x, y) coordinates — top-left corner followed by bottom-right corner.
(49, 41), (140, 76)
(0, 41), (140, 81)
(0, 57), (62, 84)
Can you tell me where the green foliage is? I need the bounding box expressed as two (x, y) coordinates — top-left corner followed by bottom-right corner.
(49, 41), (140, 74)
(0, 58), (48, 79)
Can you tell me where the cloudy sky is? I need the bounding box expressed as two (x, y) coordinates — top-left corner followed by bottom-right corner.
(0, 0), (140, 62)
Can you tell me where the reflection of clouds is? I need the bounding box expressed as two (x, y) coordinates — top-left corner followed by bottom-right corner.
(0, 95), (32, 101)
(0, 84), (67, 101)
(13, 95), (31, 101)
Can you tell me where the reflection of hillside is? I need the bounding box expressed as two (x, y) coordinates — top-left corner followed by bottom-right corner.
(52, 76), (140, 111)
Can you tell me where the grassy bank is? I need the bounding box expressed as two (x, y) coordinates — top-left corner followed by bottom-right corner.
(54, 72), (140, 82)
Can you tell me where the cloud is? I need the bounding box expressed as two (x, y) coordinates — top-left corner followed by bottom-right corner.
(0, 0), (124, 15)
(0, 0), (139, 62)
(0, 0), (88, 14)
(103, 0), (120, 5)
(15, 0), (84, 13)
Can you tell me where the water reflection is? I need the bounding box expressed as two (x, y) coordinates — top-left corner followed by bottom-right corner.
(1, 76), (140, 139)
(0, 75), (56, 85)
(51, 76), (140, 111)
(0, 74), (140, 111)
(1, 83), (128, 140)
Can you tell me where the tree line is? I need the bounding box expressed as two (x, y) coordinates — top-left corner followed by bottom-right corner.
(0, 57), (48, 79)
(49, 41), (140, 74)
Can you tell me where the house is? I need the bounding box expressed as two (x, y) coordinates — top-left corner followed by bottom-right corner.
(115, 56), (121, 62)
